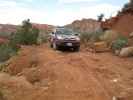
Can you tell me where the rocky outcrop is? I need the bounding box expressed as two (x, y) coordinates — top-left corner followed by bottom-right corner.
(0, 23), (54, 34)
(102, 3), (133, 37)
(66, 18), (101, 33)
(0, 24), (17, 33)
(32, 23), (54, 34)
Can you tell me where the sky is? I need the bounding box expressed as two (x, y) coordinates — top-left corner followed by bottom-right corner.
(0, 0), (129, 26)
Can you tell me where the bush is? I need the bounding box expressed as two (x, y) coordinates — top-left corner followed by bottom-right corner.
(37, 31), (50, 44)
(11, 19), (39, 45)
(91, 31), (104, 42)
(80, 32), (92, 43)
(0, 43), (18, 62)
(101, 30), (120, 45)
(111, 36), (128, 51)
(122, 0), (133, 11)
(0, 32), (11, 38)
(80, 31), (104, 43)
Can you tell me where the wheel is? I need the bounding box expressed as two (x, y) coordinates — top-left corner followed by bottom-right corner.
(50, 43), (53, 48)
(73, 47), (80, 52)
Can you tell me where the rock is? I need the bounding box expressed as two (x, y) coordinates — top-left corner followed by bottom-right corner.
(119, 47), (133, 57)
(66, 19), (101, 33)
(112, 96), (117, 100)
(112, 96), (125, 100)
(92, 41), (110, 52)
(129, 32), (133, 38)
(112, 79), (118, 83)
(114, 50), (120, 56)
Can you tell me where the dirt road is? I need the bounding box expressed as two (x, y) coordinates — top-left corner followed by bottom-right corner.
(0, 45), (133, 100)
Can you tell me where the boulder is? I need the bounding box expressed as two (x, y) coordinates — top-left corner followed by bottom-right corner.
(114, 50), (121, 56)
(119, 47), (133, 57)
(92, 41), (110, 52)
(129, 32), (133, 38)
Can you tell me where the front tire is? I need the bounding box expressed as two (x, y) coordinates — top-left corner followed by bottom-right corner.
(73, 46), (80, 52)
(50, 43), (53, 48)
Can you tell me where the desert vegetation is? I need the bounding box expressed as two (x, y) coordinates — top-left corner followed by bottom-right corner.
(122, 0), (133, 11)
(11, 19), (39, 45)
(0, 19), (40, 63)
(80, 31), (104, 43)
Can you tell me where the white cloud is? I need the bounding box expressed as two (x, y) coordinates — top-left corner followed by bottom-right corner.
(78, 3), (121, 18)
(45, 3), (121, 25)
(0, 1), (47, 25)
(0, 1), (18, 7)
(27, 0), (33, 2)
(59, 0), (99, 3)
(0, 0), (122, 26)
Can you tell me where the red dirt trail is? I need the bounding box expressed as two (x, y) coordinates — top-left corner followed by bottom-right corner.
(0, 45), (133, 100)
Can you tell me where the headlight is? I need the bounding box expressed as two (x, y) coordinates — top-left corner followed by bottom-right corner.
(76, 37), (80, 41)
(57, 36), (64, 40)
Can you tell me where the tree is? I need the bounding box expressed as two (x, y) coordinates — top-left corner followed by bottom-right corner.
(130, 0), (133, 4)
(98, 14), (104, 22)
(11, 19), (39, 45)
(122, 0), (133, 11)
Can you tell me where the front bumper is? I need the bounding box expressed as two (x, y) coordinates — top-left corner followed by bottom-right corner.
(56, 40), (80, 48)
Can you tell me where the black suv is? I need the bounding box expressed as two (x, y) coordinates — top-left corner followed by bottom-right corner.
(50, 28), (80, 51)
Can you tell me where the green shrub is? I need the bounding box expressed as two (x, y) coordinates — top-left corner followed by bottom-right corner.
(11, 19), (39, 45)
(0, 32), (11, 38)
(80, 31), (104, 43)
(0, 43), (18, 62)
(101, 30), (120, 45)
(80, 32), (92, 43)
(91, 31), (104, 42)
(37, 31), (50, 44)
(111, 36), (128, 50)
(12, 30), (39, 45)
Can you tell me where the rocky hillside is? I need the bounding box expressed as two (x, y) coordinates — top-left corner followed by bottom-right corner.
(32, 23), (54, 34)
(0, 24), (18, 34)
(0, 23), (54, 35)
(102, 0), (133, 36)
(66, 18), (101, 33)
(112, 13), (133, 36)
(102, 10), (133, 36)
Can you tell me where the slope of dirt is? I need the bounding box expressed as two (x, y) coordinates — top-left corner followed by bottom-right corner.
(0, 45), (133, 100)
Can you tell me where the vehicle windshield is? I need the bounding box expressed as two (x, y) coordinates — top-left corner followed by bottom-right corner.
(56, 28), (75, 35)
